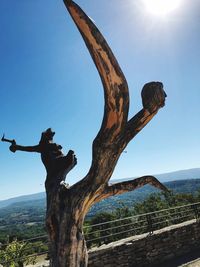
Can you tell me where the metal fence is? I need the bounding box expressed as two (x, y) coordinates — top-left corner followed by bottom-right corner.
(84, 202), (200, 247)
(0, 202), (199, 265)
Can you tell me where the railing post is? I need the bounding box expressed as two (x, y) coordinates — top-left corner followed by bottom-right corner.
(191, 204), (199, 223)
(146, 214), (153, 235)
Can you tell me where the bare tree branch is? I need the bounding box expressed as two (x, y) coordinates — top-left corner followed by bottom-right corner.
(63, 0), (129, 143)
(9, 143), (41, 153)
(125, 108), (157, 143)
(1, 135), (41, 153)
(63, 0), (130, 191)
(94, 176), (168, 203)
(2, 129), (77, 183)
(124, 81), (167, 143)
(64, 1), (167, 195)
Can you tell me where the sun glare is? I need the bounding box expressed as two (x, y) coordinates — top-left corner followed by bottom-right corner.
(143, 0), (182, 16)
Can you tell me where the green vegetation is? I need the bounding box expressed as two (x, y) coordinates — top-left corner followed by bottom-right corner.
(133, 190), (200, 214)
(85, 190), (200, 247)
(0, 199), (46, 244)
(0, 240), (37, 267)
(0, 179), (199, 256)
(88, 178), (200, 216)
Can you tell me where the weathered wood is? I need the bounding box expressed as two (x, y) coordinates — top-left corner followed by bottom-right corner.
(63, 1), (130, 200)
(93, 176), (168, 204)
(2, 1), (168, 266)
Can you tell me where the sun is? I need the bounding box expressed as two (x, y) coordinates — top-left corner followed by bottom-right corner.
(143, 0), (182, 16)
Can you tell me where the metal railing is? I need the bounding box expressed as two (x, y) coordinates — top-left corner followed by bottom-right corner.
(0, 202), (199, 254)
(84, 202), (200, 247)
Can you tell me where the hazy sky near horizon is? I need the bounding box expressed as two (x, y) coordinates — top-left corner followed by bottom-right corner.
(0, 0), (200, 200)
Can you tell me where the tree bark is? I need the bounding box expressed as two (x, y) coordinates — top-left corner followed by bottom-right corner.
(93, 176), (168, 204)
(3, 1), (168, 266)
(45, 188), (88, 267)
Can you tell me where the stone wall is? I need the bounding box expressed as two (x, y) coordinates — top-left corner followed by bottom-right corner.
(88, 219), (200, 267)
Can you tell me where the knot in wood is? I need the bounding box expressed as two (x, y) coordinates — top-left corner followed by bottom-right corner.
(141, 82), (167, 113)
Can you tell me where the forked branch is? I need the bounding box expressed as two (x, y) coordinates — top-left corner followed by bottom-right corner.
(2, 129), (77, 182)
(64, 1), (167, 192)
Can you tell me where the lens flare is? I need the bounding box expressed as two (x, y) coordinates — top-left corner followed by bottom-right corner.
(143, 0), (182, 16)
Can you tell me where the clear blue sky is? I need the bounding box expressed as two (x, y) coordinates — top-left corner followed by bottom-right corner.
(0, 0), (200, 200)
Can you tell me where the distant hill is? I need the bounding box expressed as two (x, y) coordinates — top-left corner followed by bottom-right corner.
(0, 168), (200, 209)
(111, 168), (200, 184)
(0, 192), (45, 209)
(152, 168), (200, 183)
(0, 179), (200, 229)
(0, 178), (200, 245)
(88, 178), (200, 216)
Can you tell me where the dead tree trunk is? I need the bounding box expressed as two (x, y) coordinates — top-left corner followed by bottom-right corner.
(2, 0), (168, 266)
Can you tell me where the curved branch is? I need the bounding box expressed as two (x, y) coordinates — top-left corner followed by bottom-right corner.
(94, 176), (168, 203)
(63, 0), (129, 142)
(125, 108), (157, 143)
(64, 0), (131, 191)
(124, 82), (167, 144)
(64, 2), (167, 195)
